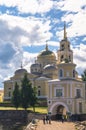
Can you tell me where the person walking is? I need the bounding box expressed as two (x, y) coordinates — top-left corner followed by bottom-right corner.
(49, 116), (51, 124)
(65, 115), (68, 121)
(62, 115), (64, 123)
(46, 115), (49, 124)
(43, 116), (46, 124)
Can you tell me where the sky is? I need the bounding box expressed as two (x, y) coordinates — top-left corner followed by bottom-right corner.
(0, 0), (86, 89)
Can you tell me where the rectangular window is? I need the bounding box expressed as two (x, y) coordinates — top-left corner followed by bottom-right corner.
(8, 91), (11, 97)
(76, 89), (81, 98)
(56, 89), (63, 97)
(79, 102), (82, 113)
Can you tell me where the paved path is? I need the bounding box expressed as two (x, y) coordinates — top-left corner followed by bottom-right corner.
(36, 120), (75, 130)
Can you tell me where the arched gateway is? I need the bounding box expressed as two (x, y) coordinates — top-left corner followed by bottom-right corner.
(49, 102), (70, 120)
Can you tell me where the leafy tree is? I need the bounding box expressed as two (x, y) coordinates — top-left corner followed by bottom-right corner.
(12, 82), (21, 109)
(21, 73), (33, 110)
(81, 69), (86, 81)
(30, 86), (38, 112)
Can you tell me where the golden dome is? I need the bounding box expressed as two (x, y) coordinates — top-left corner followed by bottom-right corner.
(38, 44), (55, 57)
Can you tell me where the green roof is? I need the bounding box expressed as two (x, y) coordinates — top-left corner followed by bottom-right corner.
(40, 50), (53, 56)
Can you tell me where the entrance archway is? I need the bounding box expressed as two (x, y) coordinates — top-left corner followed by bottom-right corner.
(49, 102), (70, 120)
(56, 105), (66, 120)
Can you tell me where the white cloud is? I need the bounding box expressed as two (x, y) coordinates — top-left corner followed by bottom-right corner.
(61, 11), (86, 38)
(55, 0), (86, 12)
(54, 0), (86, 39)
(0, 75), (3, 80)
(0, 13), (52, 88)
(73, 44), (86, 75)
(23, 52), (38, 72)
(83, 37), (86, 42)
(0, 0), (19, 7)
(0, 0), (53, 14)
(18, 0), (53, 14)
(0, 14), (52, 46)
(56, 11), (86, 40)
(47, 41), (59, 47)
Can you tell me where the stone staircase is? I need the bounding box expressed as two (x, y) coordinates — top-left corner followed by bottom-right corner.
(75, 121), (86, 130)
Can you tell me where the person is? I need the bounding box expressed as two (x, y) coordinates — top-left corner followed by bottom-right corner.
(46, 115), (49, 124)
(48, 115), (51, 124)
(65, 115), (68, 121)
(62, 115), (64, 123)
(43, 116), (46, 124)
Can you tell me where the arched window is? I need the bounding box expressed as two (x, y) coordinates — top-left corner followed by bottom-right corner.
(76, 89), (81, 98)
(31, 69), (33, 72)
(61, 44), (64, 50)
(68, 44), (70, 50)
(69, 55), (71, 61)
(35, 68), (37, 71)
(38, 90), (41, 96)
(38, 86), (41, 88)
(61, 55), (64, 61)
(73, 70), (75, 77)
(59, 69), (63, 77)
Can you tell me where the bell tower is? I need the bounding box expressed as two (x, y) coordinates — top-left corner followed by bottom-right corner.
(57, 22), (73, 64)
(57, 22), (76, 79)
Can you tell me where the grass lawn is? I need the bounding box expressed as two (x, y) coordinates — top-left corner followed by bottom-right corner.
(28, 107), (48, 114)
(0, 106), (48, 114)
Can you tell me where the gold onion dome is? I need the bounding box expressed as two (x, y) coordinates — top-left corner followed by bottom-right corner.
(38, 44), (55, 57)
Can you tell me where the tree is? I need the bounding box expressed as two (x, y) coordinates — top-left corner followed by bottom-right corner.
(12, 82), (21, 109)
(21, 73), (33, 110)
(30, 86), (38, 112)
(81, 69), (86, 81)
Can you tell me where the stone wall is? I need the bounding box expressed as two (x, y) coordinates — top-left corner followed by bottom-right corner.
(0, 103), (14, 107)
(0, 110), (46, 123)
(27, 113), (46, 122)
(0, 110), (28, 121)
(71, 114), (86, 121)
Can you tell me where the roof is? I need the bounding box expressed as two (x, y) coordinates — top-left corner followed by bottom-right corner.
(43, 64), (57, 70)
(15, 68), (27, 75)
(48, 78), (84, 83)
(39, 50), (53, 56)
(36, 76), (50, 81)
(38, 44), (55, 57)
(31, 63), (41, 67)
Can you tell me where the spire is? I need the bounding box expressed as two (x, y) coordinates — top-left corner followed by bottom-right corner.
(45, 41), (48, 51)
(21, 62), (23, 69)
(64, 21), (67, 39)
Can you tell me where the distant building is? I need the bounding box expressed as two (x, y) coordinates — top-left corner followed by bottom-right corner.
(4, 23), (86, 116)
(0, 90), (4, 102)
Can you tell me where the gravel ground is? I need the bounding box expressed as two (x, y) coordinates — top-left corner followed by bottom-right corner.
(36, 120), (75, 130)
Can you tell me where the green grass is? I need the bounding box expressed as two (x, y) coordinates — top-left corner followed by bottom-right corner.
(0, 107), (23, 110)
(28, 107), (48, 114)
(0, 106), (48, 114)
